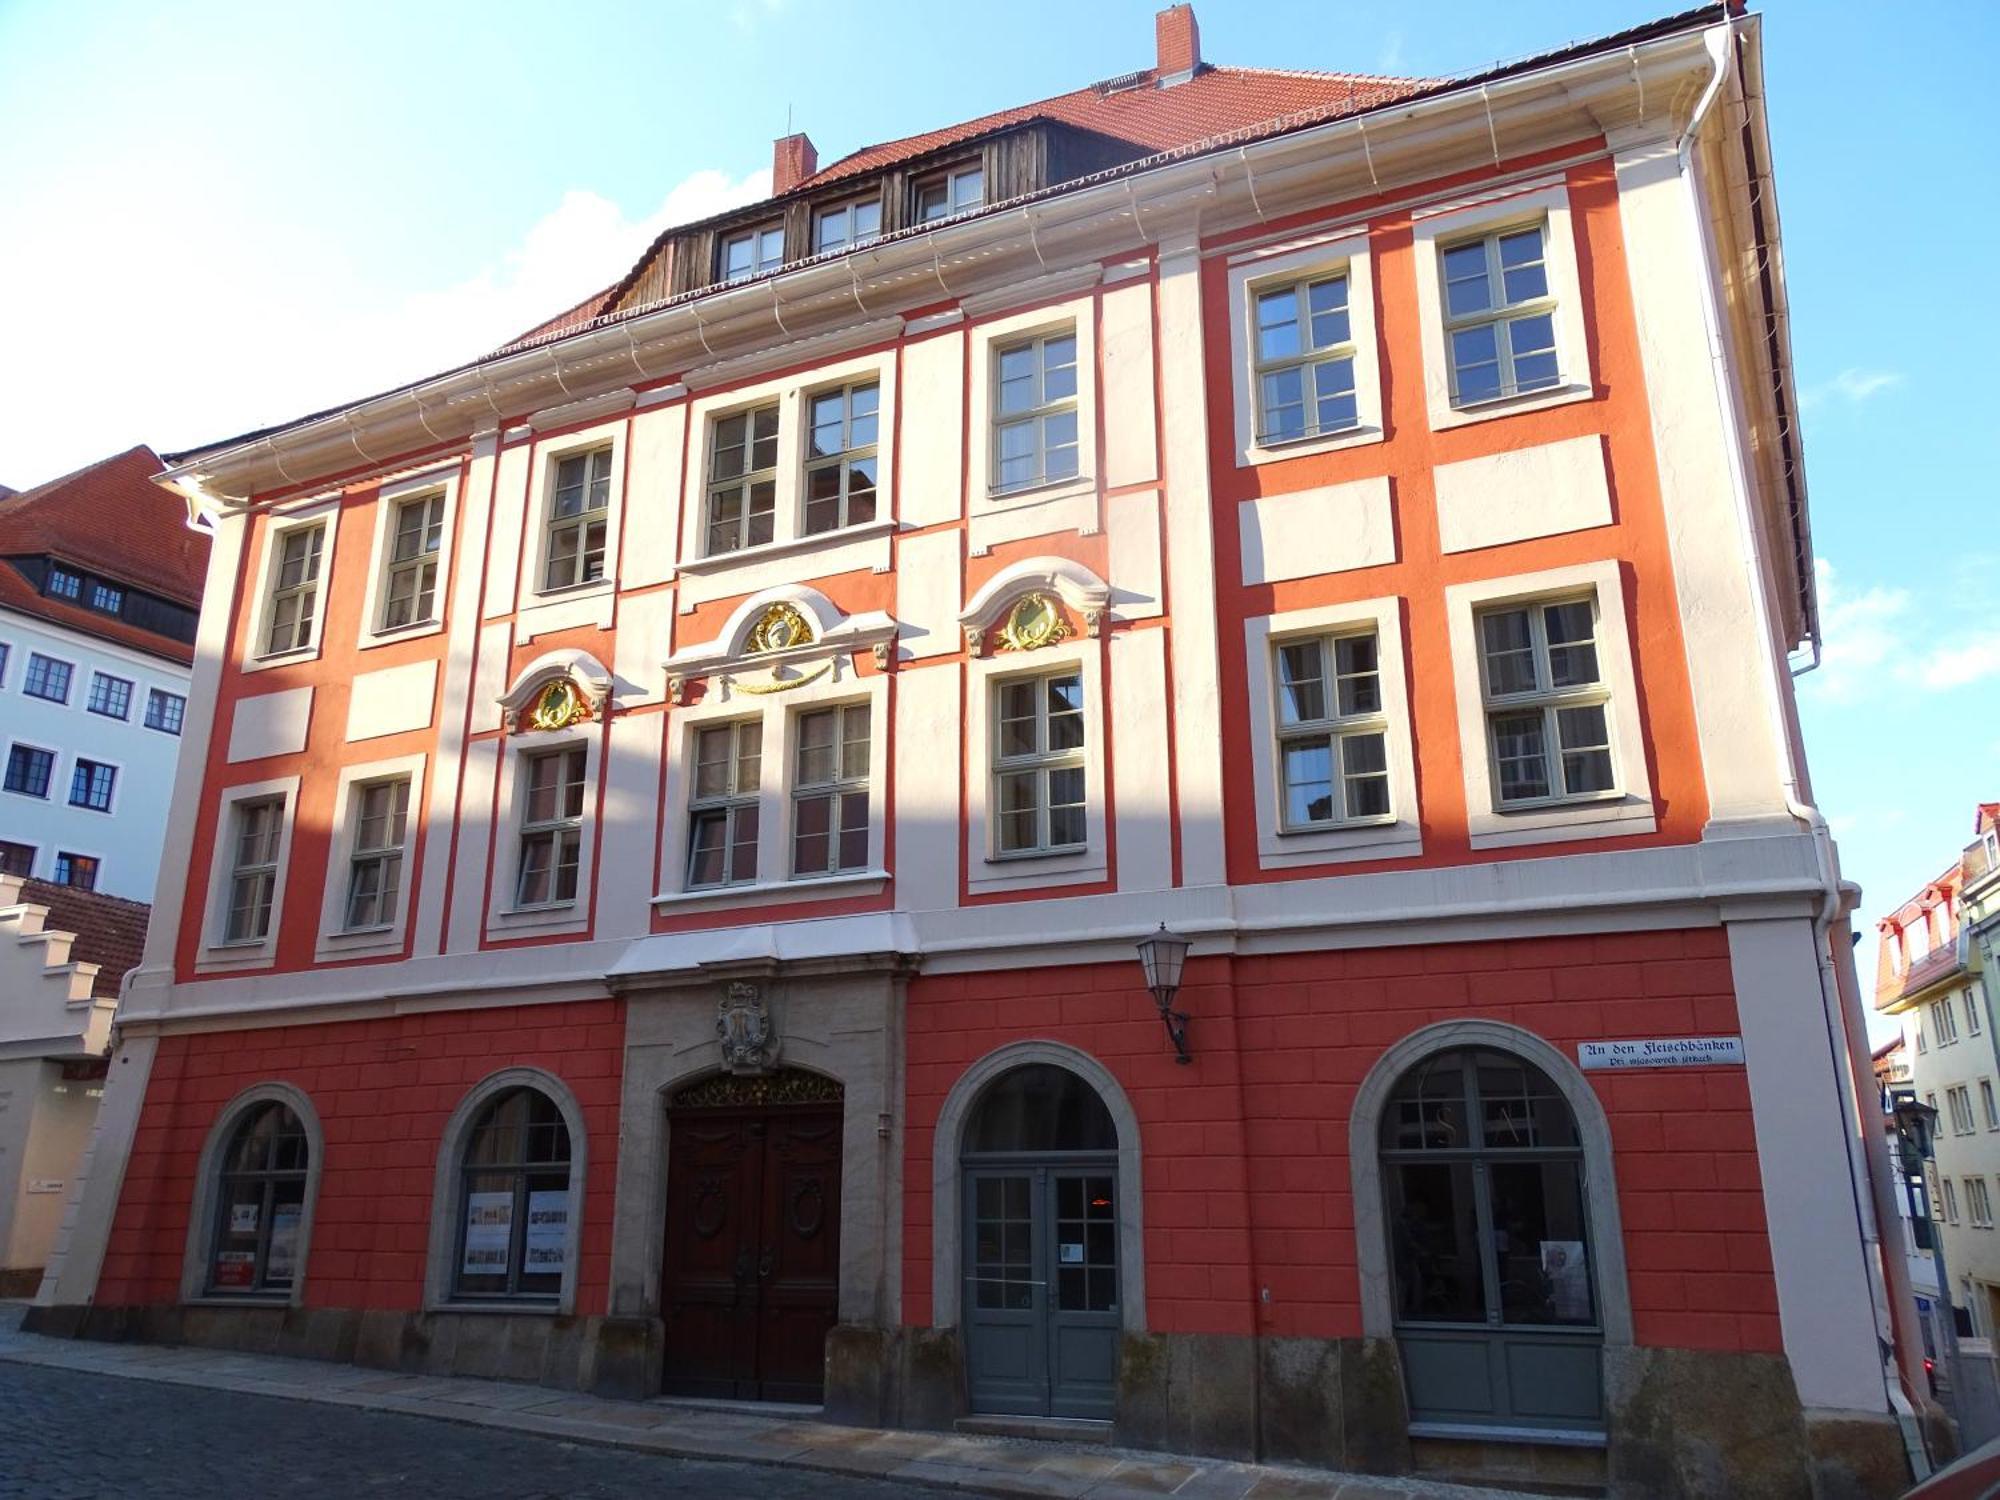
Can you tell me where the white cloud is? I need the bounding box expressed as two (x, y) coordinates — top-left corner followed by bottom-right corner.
(1803, 557), (1911, 703)
(0, 163), (769, 486)
(1918, 634), (2000, 691)
(1375, 31), (1406, 72)
(1800, 367), (1904, 411)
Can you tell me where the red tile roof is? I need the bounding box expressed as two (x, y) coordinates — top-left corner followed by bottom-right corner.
(20, 877), (151, 1001)
(0, 445), (207, 664)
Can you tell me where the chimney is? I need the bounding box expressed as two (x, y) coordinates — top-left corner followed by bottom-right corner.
(773, 132), (818, 196)
(1155, 4), (1200, 84)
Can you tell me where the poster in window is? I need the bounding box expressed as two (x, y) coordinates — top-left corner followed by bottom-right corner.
(212, 1249), (257, 1289)
(461, 1191), (514, 1277)
(524, 1191), (569, 1275)
(1541, 1240), (1590, 1321)
(229, 1201), (260, 1235)
(267, 1203), (301, 1281)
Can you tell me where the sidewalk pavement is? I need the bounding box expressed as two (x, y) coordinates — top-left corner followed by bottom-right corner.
(0, 1304), (1551, 1499)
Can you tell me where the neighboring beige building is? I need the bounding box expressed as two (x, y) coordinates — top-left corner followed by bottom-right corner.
(0, 873), (136, 1293)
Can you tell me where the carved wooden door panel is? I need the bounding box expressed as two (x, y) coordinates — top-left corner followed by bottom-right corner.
(753, 1108), (843, 1402)
(662, 1112), (762, 1398)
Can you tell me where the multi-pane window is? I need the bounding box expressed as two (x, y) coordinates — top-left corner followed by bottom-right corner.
(1252, 273), (1358, 444)
(23, 653), (72, 703)
(992, 331), (1078, 495)
(264, 523), (325, 655)
(1972, 1176), (1995, 1230)
(1440, 222), (1561, 406)
(54, 852), (97, 890)
(803, 383), (879, 535)
(720, 223), (784, 284)
(1916, 1019), (1928, 1054)
(68, 759), (115, 812)
(687, 720), (762, 888)
(145, 689), (187, 735)
(1949, 1085), (1977, 1136)
(343, 777), (411, 930)
(792, 704), (870, 878)
(0, 840), (32, 876)
(452, 1087), (572, 1301)
(206, 1102), (309, 1297)
(224, 797), (286, 943)
(46, 566), (81, 600)
(992, 671), (1086, 856)
(90, 582), (123, 614)
(516, 747), (586, 908)
(1476, 597), (1614, 806)
(541, 449), (612, 591)
(1981, 1079), (1998, 1131)
(706, 406), (779, 555)
(382, 491), (445, 628)
(812, 195), (881, 254)
(1969, 988), (1985, 1037)
(86, 672), (132, 719)
(915, 164), (984, 222)
(1273, 630), (1391, 828)
(1943, 1176), (1961, 1224)
(1932, 996), (1961, 1047)
(0, 641), (9, 685)
(5, 745), (54, 798)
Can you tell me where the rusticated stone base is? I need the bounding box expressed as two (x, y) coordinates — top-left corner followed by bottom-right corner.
(1606, 1345), (1816, 1499)
(1802, 1410), (1923, 1500)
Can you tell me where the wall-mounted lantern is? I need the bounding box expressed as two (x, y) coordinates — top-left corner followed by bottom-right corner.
(1136, 924), (1192, 1065)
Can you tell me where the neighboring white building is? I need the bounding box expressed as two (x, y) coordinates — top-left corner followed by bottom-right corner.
(0, 445), (207, 900)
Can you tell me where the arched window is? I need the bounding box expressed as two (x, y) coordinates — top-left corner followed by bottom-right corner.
(206, 1101), (310, 1297)
(451, 1086), (574, 1301)
(964, 1063), (1117, 1154)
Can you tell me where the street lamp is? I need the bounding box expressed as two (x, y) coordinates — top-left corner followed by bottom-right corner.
(1136, 924), (1192, 1064)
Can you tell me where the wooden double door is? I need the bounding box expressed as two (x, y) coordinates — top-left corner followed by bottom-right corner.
(662, 1099), (842, 1402)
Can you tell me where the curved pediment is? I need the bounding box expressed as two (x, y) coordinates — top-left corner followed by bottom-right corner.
(663, 584), (898, 699)
(496, 648), (614, 731)
(959, 557), (1111, 656)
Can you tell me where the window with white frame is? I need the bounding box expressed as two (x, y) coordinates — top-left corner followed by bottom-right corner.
(1972, 1176), (1995, 1230)
(1252, 272), (1358, 445)
(706, 405), (780, 556)
(1440, 221), (1561, 406)
(1938, 1169), (1957, 1223)
(541, 449), (612, 592)
(54, 851), (97, 890)
(515, 747), (586, 908)
(1273, 629), (1391, 829)
(1981, 1079), (1998, 1131)
(86, 672), (132, 719)
(720, 223), (784, 283)
(381, 491), (445, 628)
(1968, 988), (1985, 1037)
(803, 382), (879, 536)
(1932, 996), (1961, 1047)
(0, 640), (9, 685)
(1476, 596), (1614, 806)
(791, 704), (870, 878)
(5, 745), (54, 798)
(342, 777), (411, 930)
(915, 164), (984, 222)
(812, 194), (881, 255)
(992, 330), (1079, 496)
(0, 841), (30, 877)
(224, 796), (286, 944)
(145, 688), (186, 735)
(68, 758), (115, 812)
(1950, 1085), (1977, 1136)
(23, 652), (72, 703)
(263, 523), (326, 656)
(687, 720), (762, 888)
(992, 670), (1086, 856)
(1915, 1017), (1928, 1053)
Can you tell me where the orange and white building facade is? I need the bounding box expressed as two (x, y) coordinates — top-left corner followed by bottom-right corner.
(31, 6), (1936, 1490)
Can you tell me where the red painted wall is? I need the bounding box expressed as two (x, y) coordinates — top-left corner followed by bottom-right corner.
(902, 927), (1779, 1355)
(97, 1000), (624, 1314)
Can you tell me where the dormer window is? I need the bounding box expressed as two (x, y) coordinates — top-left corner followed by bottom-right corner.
(720, 224), (784, 284)
(46, 565), (81, 600)
(813, 195), (881, 255)
(915, 164), (984, 222)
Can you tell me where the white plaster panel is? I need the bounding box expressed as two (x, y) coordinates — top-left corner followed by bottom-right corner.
(676, 528), (893, 610)
(468, 621), (511, 734)
(482, 441), (530, 619)
(515, 586), (616, 644)
(596, 712), (663, 941)
(1107, 490), (1162, 622)
(1110, 629), (1173, 893)
(612, 589), (675, 704)
(1238, 476), (1394, 586)
(899, 331), (964, 529)
(225, 686), (313, 763)
(1432, 434), (1613, 555)
(621, 404), (686, 590)
(445, 738), (500, 954)
(967, 489), (1097, 557)
(895, 530), (962, 660)
(893, 664), (961, 911)
(344, 659), (438, 742)
(1100, 280), (1159, 490)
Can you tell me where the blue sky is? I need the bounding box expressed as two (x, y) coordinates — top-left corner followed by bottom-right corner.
(1, 1), (1992, 974)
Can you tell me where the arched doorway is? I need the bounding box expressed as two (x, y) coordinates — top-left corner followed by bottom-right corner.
(1379, 1045), (1605, 1432)
(961, 1062), (1121, 1419)
(660, 1068), (844, 1402)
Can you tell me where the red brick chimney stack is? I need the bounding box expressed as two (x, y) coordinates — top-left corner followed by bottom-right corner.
(1155, 4), (1201, 83)
(773, 132), (818, 195)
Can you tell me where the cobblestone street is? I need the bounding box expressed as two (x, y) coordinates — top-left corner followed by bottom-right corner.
(0, 1361), (956, 1499)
